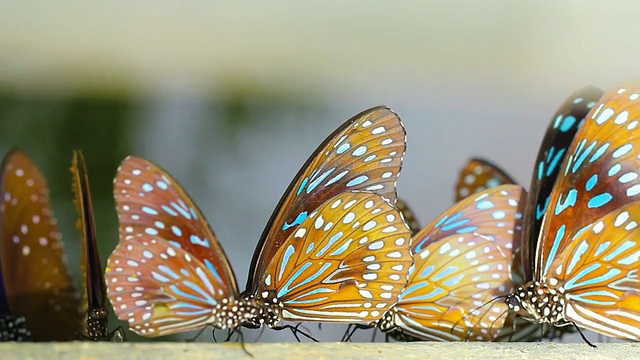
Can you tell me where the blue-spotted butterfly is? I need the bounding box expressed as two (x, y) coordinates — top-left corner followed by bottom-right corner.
(505, 84), (640, 342)
(71, 150), (125, 341)
(375, 185), (526, 341)
(0, 149), (82, 341)
(105, 106), (413, 337)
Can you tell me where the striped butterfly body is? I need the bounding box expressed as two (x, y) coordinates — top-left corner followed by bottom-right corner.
(106, 106), (413, 337)
(0, 149), (82, 341)
(505, 84), (640, 342)
(71, 150), (125, 341)
(377, 185), (526, 341)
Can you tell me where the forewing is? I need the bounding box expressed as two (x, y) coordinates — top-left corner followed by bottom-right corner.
(393, 185), (526, 341)
(248, 106), (406, 291)
(0, 149), (81, 341)
(71, 150), (106, 317)
(257, 192), (412, 324)
(522, 86), (603, 280)
(114, 156), (238, 295)
(536, 84), (640, 278)
(549, 203), (640, 340)
(455, 158), (515, 202)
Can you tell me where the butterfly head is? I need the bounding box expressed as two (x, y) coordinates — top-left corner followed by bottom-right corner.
(505, 281), (566, 325)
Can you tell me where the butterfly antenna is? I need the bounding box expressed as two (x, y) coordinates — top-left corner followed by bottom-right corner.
(454, 294), (505, 337)
(572, 322), (596, 348)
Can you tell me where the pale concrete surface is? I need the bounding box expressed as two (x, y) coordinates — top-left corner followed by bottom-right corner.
(0, 342), (637, 360)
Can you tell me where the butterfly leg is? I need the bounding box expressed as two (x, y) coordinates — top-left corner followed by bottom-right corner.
(185, 326), (208, 342)
(572, 322), (596, 348)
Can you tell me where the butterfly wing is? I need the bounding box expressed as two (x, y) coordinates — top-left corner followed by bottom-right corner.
(0, 149), (82, 341)
(548, 202), (640, 340)
(71, 150), (112, 339)
(396, 198), (421, 234)
(247, 106), (406, 292)
(255, 192), (412, 324)
(455, 158), (515, 202)
(106, 234), (251, 337)
(113, 156), (239, 296)
(521, 86), (603, 280)
(536, 85), (640, 279)
(392, 185), (526, 341)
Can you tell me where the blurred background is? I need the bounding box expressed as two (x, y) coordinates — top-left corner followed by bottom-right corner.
(0, 0), (636, 343)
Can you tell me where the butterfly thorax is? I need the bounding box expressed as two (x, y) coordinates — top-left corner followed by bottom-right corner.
(0, 314), (32, 341)
(505, 281), (568, 326)
(86, 307), (109, 341)
(209, 297), (262, 330)
(240, 291), (282, 329)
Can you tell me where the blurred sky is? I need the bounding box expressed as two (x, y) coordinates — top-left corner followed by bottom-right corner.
(0, 0), (637, 343)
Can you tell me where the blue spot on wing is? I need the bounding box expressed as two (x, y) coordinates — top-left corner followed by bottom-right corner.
(297, 177), (309, 195)
(554, 189), (578, 215)
(278, 262), (331, 298)
(204, 259), (224, 284)
(587, 193), (613, 208)
(586, 174), (598, 191)
(283, 211), (308, 230)
(544, 224), (566, 275)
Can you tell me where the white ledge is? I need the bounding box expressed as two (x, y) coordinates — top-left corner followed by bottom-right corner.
(1, 342), (638, 360)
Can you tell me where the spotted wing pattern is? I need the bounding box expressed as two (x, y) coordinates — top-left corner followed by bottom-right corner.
(455, 158), (515, 202)
(107, 234), (256, 337)
(248, 106), (407, 291)
(391, 185), (526, 341)
(396, 199), (421, 234)
(0, 149), (81, 341)
(548, 202), (640, 340)
(255, 192), (412, 324)
(536, 85), (640, 278)
(521, 86), (603, 280)
(107, 156), (247, 336)
(113, 156), (238, 294)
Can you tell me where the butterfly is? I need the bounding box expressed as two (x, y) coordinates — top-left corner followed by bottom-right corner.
(455, 158), (515, 202)
(105, 106), (413, 337)
(505, 84), (640, 342)
(376, 184), (526, 341)
(70, 150), (126, 342)
(0, 149), (82, 341)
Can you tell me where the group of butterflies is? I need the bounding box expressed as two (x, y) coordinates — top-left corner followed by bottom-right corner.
(1, 83), (640, 348)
